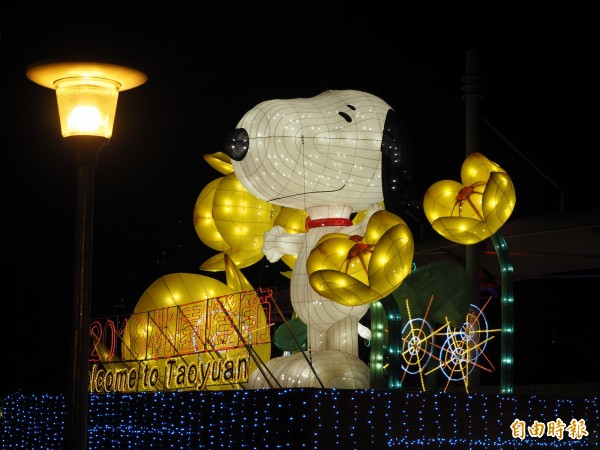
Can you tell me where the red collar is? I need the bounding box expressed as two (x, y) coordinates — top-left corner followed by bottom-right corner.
(305, 217), (353, 231)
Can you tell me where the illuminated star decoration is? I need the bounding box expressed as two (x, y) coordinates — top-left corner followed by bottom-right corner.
(400, 295), (500, 393)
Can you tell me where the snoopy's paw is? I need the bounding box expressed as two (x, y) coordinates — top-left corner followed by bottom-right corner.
(365, 201), (383, 217)
(263, 225), (304, 262)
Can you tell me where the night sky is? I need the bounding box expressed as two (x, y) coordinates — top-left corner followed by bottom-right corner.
(1, 4), (598, 394)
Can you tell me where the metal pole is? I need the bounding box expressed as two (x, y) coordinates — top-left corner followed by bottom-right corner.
(66, 136), (106, 450)
(462, 49), (482, 286)
(464, 53), (516, 395)
(462, 50), (483, 390)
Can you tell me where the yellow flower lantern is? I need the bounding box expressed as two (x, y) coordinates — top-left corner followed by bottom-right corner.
(306, 210), (414, 307)
(193, 177), (230, 252)
(423, 152), (516, 245)
(194, 153), (281, 271)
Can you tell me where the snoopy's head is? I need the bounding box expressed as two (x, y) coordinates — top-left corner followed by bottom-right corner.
(223, 89), (409, 214)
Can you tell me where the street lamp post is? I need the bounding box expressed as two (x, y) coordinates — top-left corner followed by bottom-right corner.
(27, 61), (146, 449)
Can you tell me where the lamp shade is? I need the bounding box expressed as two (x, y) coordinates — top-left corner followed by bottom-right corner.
(27, 61), (147, 139)
(55, 78), (119, 138)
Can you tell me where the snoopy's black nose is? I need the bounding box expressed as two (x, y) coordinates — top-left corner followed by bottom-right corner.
(224, 128), (249, 161)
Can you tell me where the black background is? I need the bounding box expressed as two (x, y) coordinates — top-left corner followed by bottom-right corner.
(1, 4), (597, 394)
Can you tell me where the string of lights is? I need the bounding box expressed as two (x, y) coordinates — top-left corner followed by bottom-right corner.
(1, 389), (597, 448)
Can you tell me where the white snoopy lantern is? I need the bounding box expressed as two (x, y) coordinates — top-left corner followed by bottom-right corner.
(223, 89), (414, 388)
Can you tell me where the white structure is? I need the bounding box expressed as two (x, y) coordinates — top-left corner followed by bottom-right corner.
(224, 90), (404, 388)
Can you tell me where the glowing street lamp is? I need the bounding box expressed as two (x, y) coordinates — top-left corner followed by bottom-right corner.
(27, 61), (146, 449)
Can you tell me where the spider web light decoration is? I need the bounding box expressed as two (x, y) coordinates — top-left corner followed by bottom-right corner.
(400, 295), (499, 393)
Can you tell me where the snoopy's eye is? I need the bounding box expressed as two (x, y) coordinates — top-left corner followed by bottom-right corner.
(339, 112), (352, 123)
(347, 104), (356, 110)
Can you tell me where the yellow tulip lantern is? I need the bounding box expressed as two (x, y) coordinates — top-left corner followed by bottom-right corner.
(193, 152), (281, 271)
(193, 177), (230, 252)
(307, 210), (414, 307)
(423, 152), (516, 244)
(211, 172), (279, 252)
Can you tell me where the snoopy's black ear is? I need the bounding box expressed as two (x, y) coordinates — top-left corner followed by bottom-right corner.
(381, 109), (412, 217)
